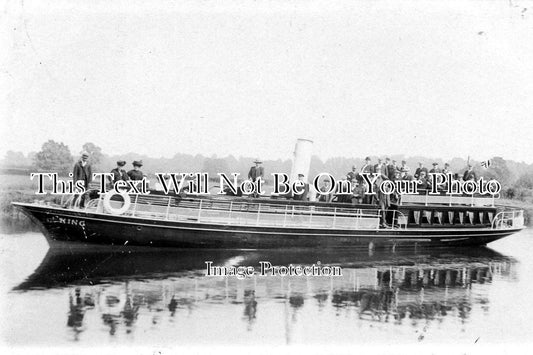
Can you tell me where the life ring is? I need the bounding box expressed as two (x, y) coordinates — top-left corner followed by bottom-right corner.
(103, 189), (131, 215)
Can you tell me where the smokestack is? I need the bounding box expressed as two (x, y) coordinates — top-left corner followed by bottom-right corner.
(290, 138), (314, 187)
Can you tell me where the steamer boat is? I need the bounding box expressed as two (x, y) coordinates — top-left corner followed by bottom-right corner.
(12, 139), (525, 249)
(12, 189), (524, 249)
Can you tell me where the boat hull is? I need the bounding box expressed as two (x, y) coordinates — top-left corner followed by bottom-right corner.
(15, 203), (523, 249)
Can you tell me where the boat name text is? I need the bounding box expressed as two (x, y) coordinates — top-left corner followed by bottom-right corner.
(46, 215), (86, 227)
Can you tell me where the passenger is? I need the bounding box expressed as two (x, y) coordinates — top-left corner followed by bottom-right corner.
(373, 158), (383, 172)
(383, 158), (391, 179)
(248, 158), (264, 182)
(248, 158), (264, 198)
(224, 183), (244, 197)
(352, 178), (364, 204)
(109, 160), (129, 186)
(394, 170), (402, 180)
(317, 179), (333, 203)
(442, 163), (452, 175)
(388, 159), (398, 181)
(429, 162), (441, 174)
(72, 150), (93, 208)
(400, 160), (410, 179)
(73, 151), (93, 191)
(373, 166), (390, 226)
(334, 175), (352, 203)
(418, 170), (430, 190)
(347, 165), (358, 184)
(127, 160), (145, 181)
(463, 164), (477, 181)
(293, 173), (309, 201)
(360, 157), (374, 175)
(414, 162), (428, 179)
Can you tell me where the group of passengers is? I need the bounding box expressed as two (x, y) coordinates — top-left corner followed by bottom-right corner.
(317, 157), (479, 206)
(72, 151), (146, 190)
(72, 152), (147, 206)
(109, 160), (146, 183)
(73, 151), (479, 208)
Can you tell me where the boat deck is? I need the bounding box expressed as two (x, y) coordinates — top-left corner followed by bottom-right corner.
(94, 194), (387, 230)
(68, 192), (524, 232)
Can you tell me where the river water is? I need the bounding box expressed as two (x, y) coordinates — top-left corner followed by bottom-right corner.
(1, 229), (532, 347)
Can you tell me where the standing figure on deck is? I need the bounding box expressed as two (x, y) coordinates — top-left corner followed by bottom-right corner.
(463, 164), (477, 181)
(109, 160), (129, 186)
(414, 162), (428, 179)
(127, 160), (145, 181)
(73, 151), (93, 191)
(373, 166), (390, 226)
(374, 158), (384, 172)
(248, 158), (264, 182)
(360, 157), (374, 204)
(248, 158), (264, 198)
(72, 151), (93, 208)
(383, 158), (391, 179)
(429, 162), (441, 174)
(388, 159), (398, 181)
(317, 178), (333, 203)
(293, 173), (309, 201)
(334, 175), (353, 203)
(347, 165), (358, 183)
(418, 170), (430, 190)
(360, 157), (374, 175)
(442, 163), (452, 175)
(400, 160), (411, 179)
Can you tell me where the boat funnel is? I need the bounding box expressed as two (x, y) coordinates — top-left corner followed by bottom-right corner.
(290, 138), (314, 185)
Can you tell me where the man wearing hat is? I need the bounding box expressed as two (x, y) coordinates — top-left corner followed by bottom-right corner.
(72, 150), (93, 191)
(360, 157), (374, 204)
(360, 157), (374, 175)
(442, 163), (452, 175)
(248, 158), (264, 182)
(127, 160), (145, 181)
(110, 160), (130, 186)
(400, 160), (411, 179)
(72, 151), (93, 208)
(388, 159), (398, 181)
(317, 178), (333, 203)
(414, 162), (428, 179)
(429, 162), (441, 174)
(347, 165), (359, 183)
(463, 164), (477, 181)
(373, 158), (384, 172)
(293, 173), (309, 201)
(248, 159), (264, 198)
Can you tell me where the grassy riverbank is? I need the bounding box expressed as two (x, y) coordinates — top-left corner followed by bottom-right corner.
(0, 174), (56, 233)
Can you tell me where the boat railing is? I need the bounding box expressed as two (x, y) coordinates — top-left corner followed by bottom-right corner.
(390, 210), (408, 230)
(491, 209), (524, 230)
(400, 190), (496, 207)
(93, 193), (394, 230)
(59, 194), (83, 209)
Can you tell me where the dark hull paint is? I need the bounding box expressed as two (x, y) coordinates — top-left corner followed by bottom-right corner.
(15, 203), (523, 249)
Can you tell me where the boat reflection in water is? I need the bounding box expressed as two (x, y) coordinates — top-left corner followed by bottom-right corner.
(13, 244), (517, 343)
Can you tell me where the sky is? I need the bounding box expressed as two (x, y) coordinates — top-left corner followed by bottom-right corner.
(1, 0), (533, 163)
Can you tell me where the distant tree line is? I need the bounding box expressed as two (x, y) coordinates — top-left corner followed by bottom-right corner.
(1, 139), (533, 203)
